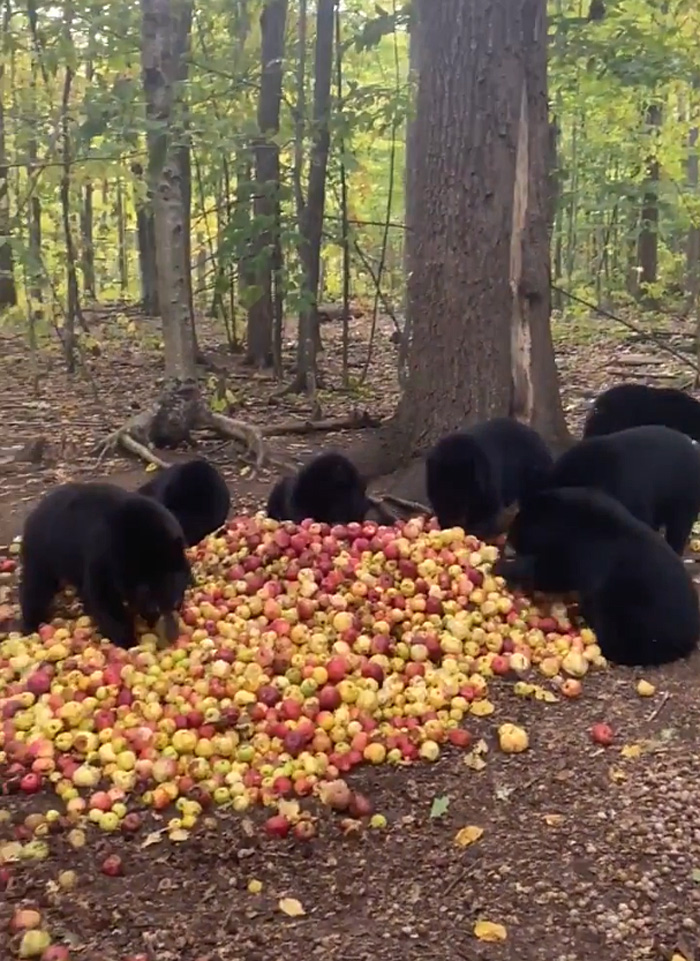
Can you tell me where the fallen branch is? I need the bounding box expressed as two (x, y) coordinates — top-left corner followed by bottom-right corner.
(262, 410), (381, 437)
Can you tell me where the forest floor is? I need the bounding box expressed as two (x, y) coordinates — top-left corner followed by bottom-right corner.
(2, 302), (700, 961)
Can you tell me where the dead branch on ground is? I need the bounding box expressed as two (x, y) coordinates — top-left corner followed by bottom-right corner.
(262, 410), (381, 437)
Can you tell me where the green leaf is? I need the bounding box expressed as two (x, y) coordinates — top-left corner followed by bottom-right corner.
(429, 795), (450, 819)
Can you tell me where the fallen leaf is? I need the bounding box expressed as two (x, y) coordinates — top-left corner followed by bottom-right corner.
(455, 825), (484, 848)
(543, 813), (565, 827)
(429, 795), (450, 819)
(470, 699), (495, 716)
(620, 743), (642, 759)
(691, 867), (700, 883)
(278, 897), (306, 918)
(474, 920), (507, 942)
(141, 830), (164, 848)
(608, 766), (627, 783)
(464, 752), (487, 772)
(533, 687), (558, 703)
(168, 829), (190, 842)
(671, 953), (688, 961)
(146, 462), (159, 472)
(494, 784), (513, 801)
(277, 799), (301, 821)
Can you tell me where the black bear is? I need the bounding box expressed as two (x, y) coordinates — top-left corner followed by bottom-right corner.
(426, 418), (553, 539)
(584, 382), (700, 441)
(266, 452), (371, 524)
(138, 458), (230, 547)
(493, 486), (699, 667)
(544, 425), (700, 555)
(20, 483), (192, 649)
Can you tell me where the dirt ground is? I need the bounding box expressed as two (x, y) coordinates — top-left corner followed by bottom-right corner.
(2, 305), (700, 961)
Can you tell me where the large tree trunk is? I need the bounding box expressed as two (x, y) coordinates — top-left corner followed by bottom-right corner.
(141, 0), (196, 380)
(638, 104), (661, 290)
(295, 0), (336, 391)
(350, 0), (568, 484)
(246, 0), (288, 368)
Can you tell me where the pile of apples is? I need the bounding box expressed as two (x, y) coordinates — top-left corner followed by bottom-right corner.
(0, 515), (603, 833)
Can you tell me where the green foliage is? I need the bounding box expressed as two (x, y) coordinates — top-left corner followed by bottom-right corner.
(2, 0), (699, 335)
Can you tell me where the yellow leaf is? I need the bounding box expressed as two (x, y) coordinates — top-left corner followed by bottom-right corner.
(473, 739), (489, 755)
(533, 687), (558, 703)
(455, 825), (484, 848)
(671, 954), (688, 961)
(470, 699), (495, 717)
(277, 799), (301, 821)
(474, 920), (507, 942)
(543, 813), (565, 827)
(620, 743), (642, 759)
(609, 766), (627, 783)
(146, 462), (159, 473)
(168, 828), (190, 842)
(278, 897), (306, 918)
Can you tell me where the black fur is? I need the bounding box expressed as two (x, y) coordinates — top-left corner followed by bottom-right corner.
(20, 483), (192, 649)
(494, 486), (699, 667)
(266, 452), (370, 524)
(138, 458), (231, 546)
(584, 383), (700, 441)
(426, 418), (553, 538)
(545, 425), (700, 554)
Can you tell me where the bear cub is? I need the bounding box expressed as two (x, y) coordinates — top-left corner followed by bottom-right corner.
(426, 417), (553, 539)
(20, 482), (192, 649)
(267, 452), (371, 524)
(138, 457), (231, 547)
(494, 486), (699, 667)
(544, 424), (700, 555)
(584, 382), (700, 441)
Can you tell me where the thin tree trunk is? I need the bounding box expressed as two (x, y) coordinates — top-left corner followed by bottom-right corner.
(687, 125), (699, 305)
(116, 177), (128, 293)
(133, 162), (159, 314)
(141, 0), (197, 380)
(0, 1), (16, 310)
(59, 10), (81, 373)
(638, 103), (662, 292)
(295, 0), (336, 392)
(246, 0), (288, 368)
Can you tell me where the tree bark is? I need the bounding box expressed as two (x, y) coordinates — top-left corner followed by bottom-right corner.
(141, 0), (197, 380)
(349, 0), (568, 482)
(638, 103), (661, 290)
(295, 0), (336, 390)
(246, 0), (288, 368)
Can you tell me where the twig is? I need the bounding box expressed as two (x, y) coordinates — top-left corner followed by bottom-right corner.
(646, 691), (671, 722)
